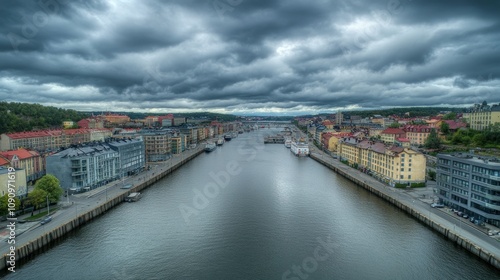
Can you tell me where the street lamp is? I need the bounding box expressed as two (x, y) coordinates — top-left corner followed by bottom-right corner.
(46, 195), (50, 216)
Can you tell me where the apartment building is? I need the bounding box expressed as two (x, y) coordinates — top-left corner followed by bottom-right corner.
(339, 138), (426, 186)
(107, 138), (145, 176)
(46, 144), (120, 191)
(1, 129), (94, 152)
(465, 103), (500, 131)
(143, 133), (172, 162)
(436, 153), (500, 227)
(403, 125), (433, 146)
(380, 128), (406, 144)
(0, 166), (27, 198)
(0, 148), (44, 183)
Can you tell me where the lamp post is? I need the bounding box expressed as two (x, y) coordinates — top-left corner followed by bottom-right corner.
(46, 195), (50, 216)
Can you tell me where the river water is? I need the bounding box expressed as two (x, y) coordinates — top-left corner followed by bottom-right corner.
(6, 129), (499, 279)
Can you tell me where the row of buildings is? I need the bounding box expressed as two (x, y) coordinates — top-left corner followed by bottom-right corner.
(0, 121), (243, 198)
(338, 138), (427, 187)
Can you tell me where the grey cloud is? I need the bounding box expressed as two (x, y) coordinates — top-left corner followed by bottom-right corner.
(0, 0), (499, 114)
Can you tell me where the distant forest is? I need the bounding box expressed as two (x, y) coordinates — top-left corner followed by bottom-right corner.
(296, 107), (465, 119)
(0, 102), (89, 134)
(88, 111), (239, 122)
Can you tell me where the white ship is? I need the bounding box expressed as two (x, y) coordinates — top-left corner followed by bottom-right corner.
(217, 137), (224, 146)
(290, 138), (309, 156)
(284, 137), (292, 148)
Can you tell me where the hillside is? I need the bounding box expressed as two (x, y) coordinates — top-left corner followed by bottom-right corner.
(0, 102), (89, 134)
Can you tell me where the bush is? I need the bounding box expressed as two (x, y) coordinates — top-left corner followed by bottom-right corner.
(395, 183), (407, 188)
(410, 182), (426, 188)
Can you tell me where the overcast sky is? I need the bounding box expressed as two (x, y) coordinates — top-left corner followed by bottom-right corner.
(1, 0), (499, 115)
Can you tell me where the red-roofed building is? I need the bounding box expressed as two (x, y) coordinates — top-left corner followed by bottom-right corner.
(0, 148), (44, 183)
(322, 120), (334, 129)
(403, 125), (433, 146)
(159, 114), (174, 127)
(78, 117), (104, 129)
(1, 129), (93, 151)
(443, 120), (467, 133)
(380, 128), (406, 144)
(396, 137), (411, 148)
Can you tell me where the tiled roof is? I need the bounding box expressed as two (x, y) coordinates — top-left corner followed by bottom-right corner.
(0, 148), (36, 160)
(381, 128), (406, 135)
(0, 155), (9, 166)
(444, 120), (467, 130)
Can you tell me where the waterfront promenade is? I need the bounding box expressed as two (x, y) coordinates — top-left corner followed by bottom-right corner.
(0, 144), (205, 270)
(308, 144), (500, 270)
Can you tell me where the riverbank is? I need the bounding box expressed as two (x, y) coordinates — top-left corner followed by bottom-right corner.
(309, 151), (500, 270)
(1, 147), (204, 272)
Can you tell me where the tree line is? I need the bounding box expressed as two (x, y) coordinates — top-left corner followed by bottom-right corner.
(0, 102), (89, 134)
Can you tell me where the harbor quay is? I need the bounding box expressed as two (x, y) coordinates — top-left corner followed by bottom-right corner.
(308, 146), (500, 271)
(0, 146), (205, 272)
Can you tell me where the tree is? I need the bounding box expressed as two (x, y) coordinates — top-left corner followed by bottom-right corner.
(427, 170), (436, 181)
(442, 112), (457, 120)
(389, 122), (400, 128)
(0, 194), (20, 217)
(35, 174), (63, 203)
(424, 129), (441, 149)
(440, 122), (450, 135)
(28, 188), (48, 214)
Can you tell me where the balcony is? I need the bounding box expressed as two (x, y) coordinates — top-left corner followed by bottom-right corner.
(490, 175), (500, 181)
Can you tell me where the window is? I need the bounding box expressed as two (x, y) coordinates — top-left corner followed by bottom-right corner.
(400, 175), (404, 179)
(401, 168), (404, 172)
(408, 175), (411, 179)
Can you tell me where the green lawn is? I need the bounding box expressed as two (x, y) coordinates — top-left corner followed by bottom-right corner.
(24, 207), (59, 221)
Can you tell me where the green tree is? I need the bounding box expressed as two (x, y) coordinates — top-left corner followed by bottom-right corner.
(28, 188), (47, 214)
(442, 112), (457, 120)
(0, 194), (21, 217)
(427, 169), (436, 181)
(389, 122), (400, 128)
(35, 174), (63, 203)
(424, 129), (441, 149)
(472, 134), (486, 146)
(440, 122), (450, 135)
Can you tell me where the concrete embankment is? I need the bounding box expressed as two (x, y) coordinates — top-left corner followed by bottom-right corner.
(310, 153), (500, 270)
(2, 149), (204, 271)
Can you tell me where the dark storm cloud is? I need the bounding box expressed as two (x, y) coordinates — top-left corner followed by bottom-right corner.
(0, 0), (499, 114)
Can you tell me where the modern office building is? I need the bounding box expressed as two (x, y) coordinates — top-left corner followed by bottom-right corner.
(46, 138), (145, 192)
(46, 144), (120, 191)
(436, 153), (500, 227)
(107, 138), (145, 177)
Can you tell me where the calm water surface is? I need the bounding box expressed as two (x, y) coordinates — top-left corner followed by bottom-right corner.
(7, 129), (500, 279)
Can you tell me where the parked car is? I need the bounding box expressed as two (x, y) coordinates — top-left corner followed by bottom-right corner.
(462, 214), (469, 219)
(431, 203), (444, 208)
(469, 217), (475, 223)
(40, 216), (52, 225)
(457, 212), (463, 217)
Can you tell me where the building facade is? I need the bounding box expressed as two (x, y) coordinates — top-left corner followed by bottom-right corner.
(436, 153), (500, 227)
(465, 103), (500, 131)
(0, 167), (28, 198)
(107, 138), (145, 177)
(46, 144), (120, 191)
(143, 133), (172, 162)
(339, 139), (426, 186)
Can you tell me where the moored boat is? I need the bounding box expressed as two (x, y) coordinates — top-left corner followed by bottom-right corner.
(217, 138), (224, 146)
(205, 142), (216, 152)
(290, 138), (309, 156)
